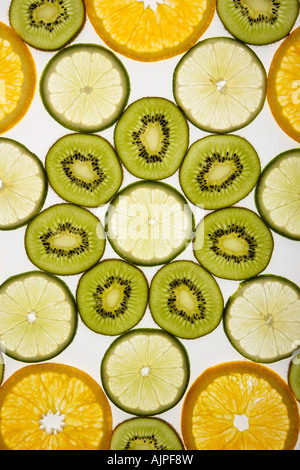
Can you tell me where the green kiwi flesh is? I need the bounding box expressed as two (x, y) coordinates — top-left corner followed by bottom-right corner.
(76, 259), (149, 336)
(25, 203), (105, 275)
(194, 207), (274, 280)
(289, 356), (300, 401)
(46, 134), (123, 207)
(9, 0), (86, 51)
(114, 97), (189, 180)
(179, 134), (261, 210)
(110, 417), (184, 450)
(217, 0), (299, 45)
(149, 260), (224, 339)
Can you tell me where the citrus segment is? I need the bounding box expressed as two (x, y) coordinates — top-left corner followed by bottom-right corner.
(182, 361), (300, 450)
(267, 27), (300, 143)
(0, 22), (36, 135)
(85, 0), (216, 61)
(0, 363), (112, 450)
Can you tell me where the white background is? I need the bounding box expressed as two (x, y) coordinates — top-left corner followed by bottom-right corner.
(0, 0), (299, 450)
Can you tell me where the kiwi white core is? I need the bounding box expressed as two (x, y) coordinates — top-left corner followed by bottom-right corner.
(34, 3), (61, 22)
(242, 0), (271, 15)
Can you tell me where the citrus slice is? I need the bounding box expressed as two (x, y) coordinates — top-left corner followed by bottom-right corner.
(101, 328), (190, 416)
(105, 181), (195, 266)
(85, 0), (216, 62)
(255, 149), (300, 241)
(289, 354), (300, 402)
(181, 361), (300, 450)
(0, 363), (112, 450)
(224, 275), (300, 363)
(0, 271), (78, 362)
(267, 27), (300, 143)
(0, 352), (4, 386)
(0, 21), (36, 135)
(173, 37), (267, 133)
(0, 138), (47, 230)
(40, 43), (130, 132)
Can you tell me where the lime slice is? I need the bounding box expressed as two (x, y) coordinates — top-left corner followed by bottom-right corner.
(0, 138), (47, 230)
(224, 275), (300, 363)
(40, 43), (130, 132)
(289, 355), (300, 402)
(173, 37), (266, 133)
(255, 149), (300, 241)
(0, 271), (77, 362)
(105, 181), (194, 266)
(101, 328), (190, 416)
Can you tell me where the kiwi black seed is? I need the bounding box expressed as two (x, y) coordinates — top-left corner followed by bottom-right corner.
(9, 0), (86, 51)
(45, 134), (123, 207)
(76, 259), (149, 336)
(217, 0), (299, 45)
(25, 203), (106, 275)
(114, 97), (189, 180)
(110, 417), (184, 451)
(194, 207), (274, 280)
(179, 134), (261, 210)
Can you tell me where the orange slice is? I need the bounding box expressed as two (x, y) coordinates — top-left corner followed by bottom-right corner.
(85, 0), (216, 61)
(0, 363), (113, 450)
(182, 361), (300, 450)
(267, 27), (300, 143)
(0, 22), (36, 135)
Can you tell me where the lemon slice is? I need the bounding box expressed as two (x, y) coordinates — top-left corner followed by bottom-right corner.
(40, 43), (130, 132)
(173, 37), (266, 133)
(101, 328), (190, 415)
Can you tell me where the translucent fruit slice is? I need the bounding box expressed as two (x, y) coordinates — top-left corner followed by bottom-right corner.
(105, 181), (194, 266)
(224, 275), (300, 363)
(40, 43), (130, 132)
(85, 0), (216, 62)
(101, 328), (190, 416)
(0, 138), (47, 230)
(173, 37), (266, 133)
(0, 352), (3, 386)
(267, 27), (300, 143)
(181, 361), (300, 450)
(0, 363), (112, 450)
(255, 149), (300, 240)
(289, 355), (300, 402)
(0, 271), (78, 362)
(0, 21), (36, 135)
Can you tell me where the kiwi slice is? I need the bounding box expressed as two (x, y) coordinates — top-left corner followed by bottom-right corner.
(25, 203), (106, 276)
(179, 135), (261, 210)
(149, 260), (224, 339)
(9, 0), (86, 51)
(110, 417), (184, 450)
(217, 0), (299, 46)
(114, 97), (189, 180)
(45, 133), (123, 208)
(194, 207), (274, 280)
(289, 355), (300, 402)
(76, 259), (149, 336)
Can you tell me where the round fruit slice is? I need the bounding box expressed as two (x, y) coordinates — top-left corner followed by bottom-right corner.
(0, 363), (112, 450)
(193, 207), (274, 280)
(0, 21), (36, 135)
(267, 27), (300, 143)
(85, 0), (216, 62)
(45, 133), (123, 207)
(0, 138), (47, 230)
(9, 0), (86, 51)
(101, 328), (190, 416)
(173, 37), (266, 133)
(255, 149), (300, 240)
(224, 275), (300, 363)
(25, 203), (106, 276)
(105, 181), (194, 266)
(289, 354), (300, 402)
(110, 417), (184, 450)
(40, 43), (130, 133)
(114, 97), (189, 180)
(149, 260), (224, 339)
(0, 271), (78, 362)
(76, 259), (149, 336)
(181, 361), (300, 450)
(179, 134), (261, 210)
(217, 0), (299, 46)
(0, 352), (3, 386)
